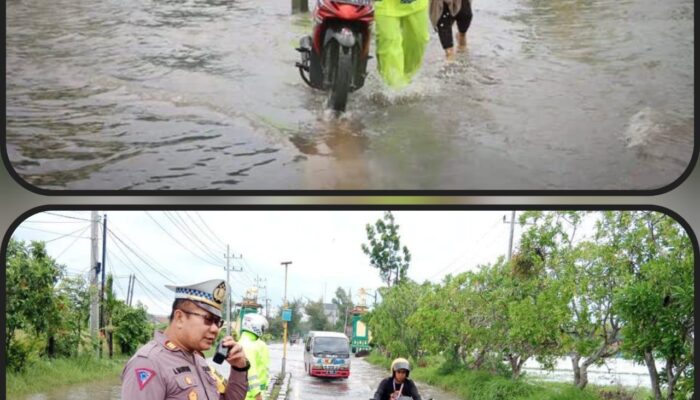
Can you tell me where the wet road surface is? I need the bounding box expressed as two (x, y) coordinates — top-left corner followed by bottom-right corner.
(6, 0), (694, 190)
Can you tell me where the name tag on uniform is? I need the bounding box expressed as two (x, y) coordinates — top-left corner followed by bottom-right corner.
(174, 366), (192, 374)
(400, 0), (416, 3)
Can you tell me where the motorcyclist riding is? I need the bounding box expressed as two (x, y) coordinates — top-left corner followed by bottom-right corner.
(372, 358), (422, 400)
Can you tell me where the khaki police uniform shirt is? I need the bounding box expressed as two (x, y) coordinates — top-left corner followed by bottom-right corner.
(121, 331), (247, 400)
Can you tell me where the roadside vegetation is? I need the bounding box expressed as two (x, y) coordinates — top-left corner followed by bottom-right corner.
(7, 355), (127, 398)
(5, 238), (154, 395)
(366, 352), (651, 400)
(361, 211), (694, 400)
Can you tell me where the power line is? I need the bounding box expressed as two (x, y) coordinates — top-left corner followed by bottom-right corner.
(164, 212), (224, 265)
(54, 225), (92, 260)
(133, 278), (170, 313)
(106, 234), (172, 300)
(146, 212), (224, 268)
(107, 228), (176, 284)
(44, 224), (93, 243)
(44, 212), (93, 222)
(22, 219), (88, 224)
(15, 225), (91, 239)
(183, 212), (229, 258)
(192, 212), (228, 250)
(108, 222), (173, 280)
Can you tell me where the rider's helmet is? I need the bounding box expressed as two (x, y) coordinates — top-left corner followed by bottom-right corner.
(391, 357), (411, 378)
(241, 313), (269, 338)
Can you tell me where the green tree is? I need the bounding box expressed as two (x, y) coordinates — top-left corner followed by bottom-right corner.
(305, 299), (332, 331)
(6, 239), (64, 371)
(361, 211), (412, 287)
(112, 301), (152, 355)
(54, 274), (91, 357)
(365, 281), (429, 360)
(517, 211), (620, 388)
(268, 298), (304, 339)
(332, 287), (354, 333)
(408, 275), (471, 368)
(614, 212), (693, 400)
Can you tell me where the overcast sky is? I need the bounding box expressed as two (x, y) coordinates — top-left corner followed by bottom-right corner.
(9, 210), (554, 316)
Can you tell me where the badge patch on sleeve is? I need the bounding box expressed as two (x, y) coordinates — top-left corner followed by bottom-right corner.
(135, 368), (156, 390)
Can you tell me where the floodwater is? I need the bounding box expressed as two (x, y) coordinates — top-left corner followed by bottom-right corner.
(19, 344), (654, 399)
(523, 357), (654, 389)
(6, 0), (694, 190)
(216, 343), (462, 400)
(19, 343), (461, 400)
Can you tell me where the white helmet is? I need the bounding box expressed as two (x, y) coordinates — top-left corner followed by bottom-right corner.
(241, 313), (268, 337)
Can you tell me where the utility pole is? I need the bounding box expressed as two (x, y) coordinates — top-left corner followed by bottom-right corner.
(126, 275), (132, 306)
(255, 276), (269, 317)
(506, 210), (516, 261)
(281, 261), (292, 376)
(223, 246), (242, 336)
(99, 214), (107, 357)
(254, 276), (267, 299)
(89, 211), (99, 355)
(262, 283), (271, 319)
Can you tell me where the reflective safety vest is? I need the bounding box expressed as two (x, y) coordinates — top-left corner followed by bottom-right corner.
(239, 331), (270, 400)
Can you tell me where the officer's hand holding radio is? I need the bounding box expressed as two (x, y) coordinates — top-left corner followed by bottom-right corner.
(213, 336), (248, 370)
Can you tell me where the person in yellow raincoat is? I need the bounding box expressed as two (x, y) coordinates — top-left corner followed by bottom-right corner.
(374, 0), (430, 88)
(239, 313), (270, 400)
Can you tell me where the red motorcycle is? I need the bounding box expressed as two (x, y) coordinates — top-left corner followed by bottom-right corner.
(296, 0), (374, 113)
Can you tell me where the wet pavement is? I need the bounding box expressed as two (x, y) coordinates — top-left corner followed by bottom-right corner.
(20, 343), (654, 399)
(6, 0), (694, 190)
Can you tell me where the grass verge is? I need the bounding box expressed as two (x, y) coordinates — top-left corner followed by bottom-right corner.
(365, 353), (650, 400)
(7, 356), (127, 398)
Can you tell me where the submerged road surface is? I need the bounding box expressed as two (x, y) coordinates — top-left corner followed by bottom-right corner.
(7, 0), (694, 190)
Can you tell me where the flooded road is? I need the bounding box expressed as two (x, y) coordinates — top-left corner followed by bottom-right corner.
(6, 0), (694, 190)
(20, 343), (654, 399)
(216, 343), (462, 400)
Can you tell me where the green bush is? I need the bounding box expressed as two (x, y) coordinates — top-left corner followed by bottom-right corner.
(366, 351), (645, 400)
(7, 355), (126, 398)
(6, 332), (44, 373)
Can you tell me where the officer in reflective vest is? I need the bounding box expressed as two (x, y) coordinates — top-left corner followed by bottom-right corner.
(374, 0), (431, 88)
(239, 313), (270, 400)
(121, 279), (250, 400)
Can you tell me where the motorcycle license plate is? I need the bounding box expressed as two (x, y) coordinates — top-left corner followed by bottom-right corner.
(335, 0), (372, 6)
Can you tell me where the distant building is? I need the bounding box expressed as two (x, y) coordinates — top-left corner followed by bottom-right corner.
(323, 303), (339, 325)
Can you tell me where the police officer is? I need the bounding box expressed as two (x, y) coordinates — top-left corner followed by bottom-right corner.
(238, 313), (270, 400)
(374, 0), (431, 88)
(122, 279), (250, 400)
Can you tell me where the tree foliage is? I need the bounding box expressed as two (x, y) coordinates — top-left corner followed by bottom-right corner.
(112, 301), (152, 355)
(365, 280), (430, 360)
(5, 238), (155, 372)
(332, 287), (354, 333)
(613, 213), (694, 400)
(305, 298), (333, 331)
(6, 239), (64, 371)
(363, 211), (694, 399)
(361, 211), (412, 287)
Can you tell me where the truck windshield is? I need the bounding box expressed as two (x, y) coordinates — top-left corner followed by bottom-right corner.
(313, 337), (349, 356)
